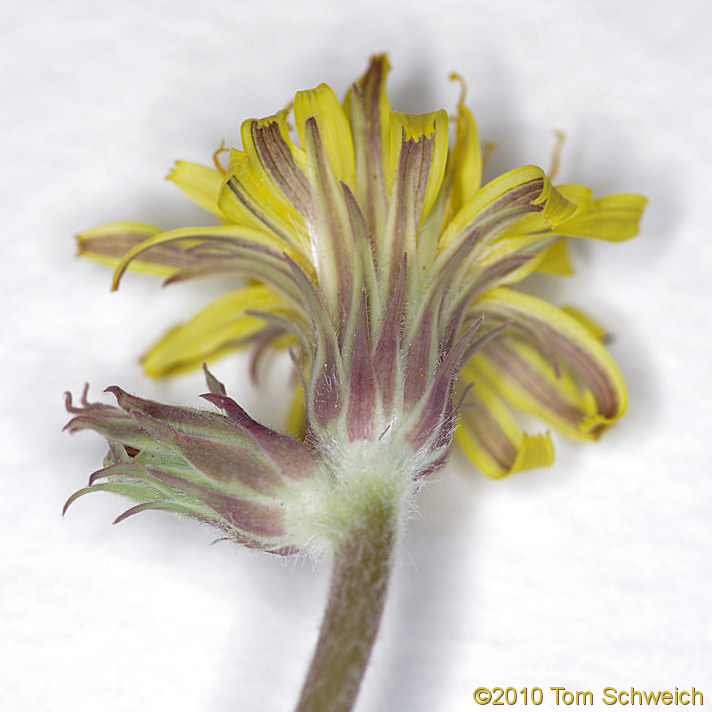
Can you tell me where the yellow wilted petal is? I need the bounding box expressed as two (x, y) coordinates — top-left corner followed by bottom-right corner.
(143, 285), (287, 377)
(456, 370), (554, 478)
(77, 222), (175, 277)
(218, 149), (278, 230)
(294, 83), (355, 187)
(243, 109), (307, 172)
(167, 161), (225, 217)
(440, 165), (577, 249)
(471, 344), (597, 441)
(508, 432), (556, 474)
(475, 287), (628, 438)
(111, 224), (302, 290)
(531, 171), (579, 226)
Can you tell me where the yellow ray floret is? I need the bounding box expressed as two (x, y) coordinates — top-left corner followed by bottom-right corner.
(444, 98), (482, 220)
(78, 222), (172, 276)
(167, 162), (225, 218)
(142, 285), (290, 377)
(474, 287), (628, 439)
(388, 109), (449, 221)
(294, 84), (356, 188)
(439, 165), (577, 251)
(456, 371), (554, 478)
(73, 55), (646, 484)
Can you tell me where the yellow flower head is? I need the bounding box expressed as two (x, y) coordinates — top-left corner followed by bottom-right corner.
(77, 55), (646, 480)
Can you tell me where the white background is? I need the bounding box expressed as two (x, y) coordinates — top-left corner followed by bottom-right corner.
(2, 1), (711, 710)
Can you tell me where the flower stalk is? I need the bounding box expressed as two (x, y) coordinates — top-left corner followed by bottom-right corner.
(296, 483), (400, 712)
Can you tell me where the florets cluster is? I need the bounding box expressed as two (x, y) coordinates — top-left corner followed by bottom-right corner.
(66, 55), (645, 551)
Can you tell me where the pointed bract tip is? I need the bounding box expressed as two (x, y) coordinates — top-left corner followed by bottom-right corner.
(202, 363), (227, 395)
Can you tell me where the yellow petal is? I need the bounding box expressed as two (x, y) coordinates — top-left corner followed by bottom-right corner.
(300, 112), (358, 324)
(535, 239), (576, 275)
(559, 305), (608, 342)
(285, 381), (307, 439)
(554, 183), (594, 208)
(294, 83), (356, 188)
(447, 102), (482, 216)
(167, 161), (225, 217)
(555, 186), (647, 241)
(440, 165), (577, 250)
(111, 224), (303, 290)
(77, 222), (176, 277)
(218, 149), (281, 233)
(388, 109), (449, 222)
(239, 111), (311, 215)
(218, 127), (310, 253)
(456, 369), (554, 478)
(473, 287), (627, 438)
(142, 285), (287, 377)
(468, 234), (558, 291)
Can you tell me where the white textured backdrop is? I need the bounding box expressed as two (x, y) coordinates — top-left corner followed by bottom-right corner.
(2, 1), (711, 710)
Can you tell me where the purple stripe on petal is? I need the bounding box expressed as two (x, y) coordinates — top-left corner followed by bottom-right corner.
(251, 120), (312, 217)
(414, 448), (450, 480)
(403, 230), (477, 408)
(406, 321), (479, 450)
(311, 362), (344, 429)
(284, 257), (344, 428)
(346, 291), (377, 440)
(482, 338), (586, 426)
(224, 176), (297, 246)
(373, 256), (407, 416)
(404, 305), (434, 407)
(303, 117), (354, 334)
(348, 55), (389, 237)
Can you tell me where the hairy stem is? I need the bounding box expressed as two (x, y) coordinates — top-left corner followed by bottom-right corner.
(294, 493), (400, 712)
